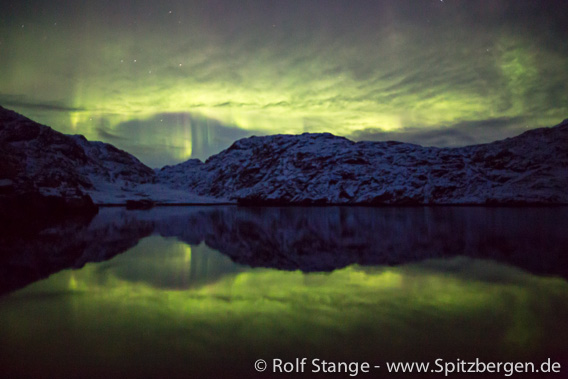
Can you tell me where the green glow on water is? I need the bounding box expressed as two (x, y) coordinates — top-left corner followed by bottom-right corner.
(1, 236), (567, 378)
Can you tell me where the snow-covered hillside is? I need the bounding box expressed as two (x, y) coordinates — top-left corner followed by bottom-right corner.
(0, 106), (152, 199)
(2, 105), (567, 205)
(158, 119), (568, 205)
(0, 106), (219, 204)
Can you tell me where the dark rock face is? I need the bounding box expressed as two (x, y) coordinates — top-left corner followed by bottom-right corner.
(0, 192), (98, 230)
(0, 106), (154, 204)
(162, 120), (568, 205)
(0, 188), (99, 233)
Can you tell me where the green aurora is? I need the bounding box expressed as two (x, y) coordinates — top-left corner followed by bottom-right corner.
(1, 1), (567, 166)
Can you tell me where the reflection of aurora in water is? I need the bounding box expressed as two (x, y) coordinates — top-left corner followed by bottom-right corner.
(2, 206), (568, 294)
(0, 207), (568, 378)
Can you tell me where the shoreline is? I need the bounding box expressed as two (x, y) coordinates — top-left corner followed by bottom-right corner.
(96, 202), (568, 208)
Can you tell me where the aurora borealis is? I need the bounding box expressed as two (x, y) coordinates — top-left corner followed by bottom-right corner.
(1, 0), (567, 167)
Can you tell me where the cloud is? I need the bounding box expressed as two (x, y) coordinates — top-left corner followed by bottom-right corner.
(96, 126), (128, 142)
(0, 94), (84, 112)
(349, 117), (531, 147)
(1, 0), (567, 163)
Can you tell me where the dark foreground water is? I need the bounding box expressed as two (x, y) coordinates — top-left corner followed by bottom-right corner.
(1, 206), (567, 378)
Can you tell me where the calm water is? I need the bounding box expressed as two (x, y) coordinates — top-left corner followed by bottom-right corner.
(1, 206), (567, 378)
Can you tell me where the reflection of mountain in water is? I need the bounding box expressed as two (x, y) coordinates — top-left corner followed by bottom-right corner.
(1, 206), (567, 295)
(0, 211), (153, 295)
(105, 237), (245, 291)
(155, 207), (568, 276)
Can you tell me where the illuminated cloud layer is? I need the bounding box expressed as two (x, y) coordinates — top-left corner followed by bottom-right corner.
(1, 1), (567, 166)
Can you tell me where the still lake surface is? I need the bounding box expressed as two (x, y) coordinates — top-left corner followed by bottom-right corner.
(1, 206), (567, 378)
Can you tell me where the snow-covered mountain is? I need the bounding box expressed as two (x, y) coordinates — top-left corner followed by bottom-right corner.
(2, 105), (567, 205)
(0, 106), (153, 198)
(0, 106), (218, 205)
(159, 119), (568, 205)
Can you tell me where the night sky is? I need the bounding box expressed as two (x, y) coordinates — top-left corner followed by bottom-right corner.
(1, 0), (567, 167)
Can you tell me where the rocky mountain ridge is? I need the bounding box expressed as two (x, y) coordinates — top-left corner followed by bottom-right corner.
(0, 106), (218, 206)
(159, 119), (568, 205)
(0, 106), (153, 198)
(1, 105), (567, 205)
